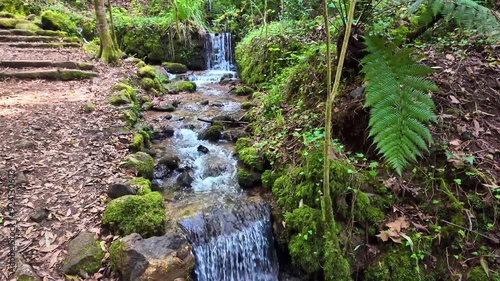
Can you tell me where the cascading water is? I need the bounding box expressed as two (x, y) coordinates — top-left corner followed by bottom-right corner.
(153, 30), (279, 280)
(180, 197), (279, 281)
(204, 32), (234, 71)
(190, 32), (237, 84)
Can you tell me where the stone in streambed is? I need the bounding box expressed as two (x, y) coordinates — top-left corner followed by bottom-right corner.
(177, 169), (194, 188)
(200, 100), (209, 106)
(221, 129), (249, 142)
(162, 62), (188, 74)
(167, 81), (196, 94)
(62, 231), (104, 276)
(122, 152), (154, 179)
(109, 232), (194, 281)
(158, 154), (181, 170)
(198, 124), (223, 142)
(197, 145), (209, 154)
(152, 125), (175, 141)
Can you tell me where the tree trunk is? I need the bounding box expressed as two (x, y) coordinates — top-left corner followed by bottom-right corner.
(94, 0), (120, 64)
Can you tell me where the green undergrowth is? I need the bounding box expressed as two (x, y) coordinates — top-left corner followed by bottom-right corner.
(237, 15), (499, 280)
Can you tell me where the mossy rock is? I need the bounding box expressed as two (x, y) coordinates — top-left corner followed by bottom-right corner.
(110, 82), (137, 105)
(102, 192), (166, 238)
(167, 80), (197, 94)
(40, 10), (78, 36)
(130, 133), (145, 152)
(198, 124), (223, 142)
(141, 101), (153, 111)
(235, 85), (253, 96)
(128, 177), (151, 195)
(141, 78), (155, 90)
(237, 168), (261, 189)
(138, 65), (156, 79)
(61, 231), (105, 275)
(81, 21), (95, 40)
(162, 62), (188, 74)
(241, 101), (253, 109)
(235, 137), (253, 152)
(261, 170), (280, 190)
(122, 152), (154, 179)
(135, 61), (146, 68)
(237, 147), (265, 172)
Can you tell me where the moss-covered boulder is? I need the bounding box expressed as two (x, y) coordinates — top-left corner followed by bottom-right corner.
(138, 65), (156, 79)
(235, 85), (254, 96)
(0, 18), (17, 28)
(237, 147), (265, 172)
(62, 231), (105, 276)
(353, 191), (385, 224)
(130, 132), (145, 152)
(167, 80), (197, 94)
(141, 77), (155, 90)
(198, 124), (223, 142)
(40, 10), (78, 36)
(237, 168), (261, 189)
(162, 62), (188, 74)
(122, 152), (154, 179)
(109, 82), (137, 106)
(102, 192), (166, 237)
(0, 11), (15, 18)
(128, 177), (151, 195)
(241, 101), (253, 109)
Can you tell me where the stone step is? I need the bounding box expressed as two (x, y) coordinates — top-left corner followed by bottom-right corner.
(0, 29), (67, 37)
(0, 35), (61, 43)
(0, 60), (94, 70)
(0, 68), (98, 80)
(0, 42), (80, 48)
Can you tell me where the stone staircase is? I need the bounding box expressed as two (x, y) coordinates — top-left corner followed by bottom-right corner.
(0, 15), (98, 81)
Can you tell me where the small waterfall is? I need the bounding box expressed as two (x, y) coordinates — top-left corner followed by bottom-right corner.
(179, 198), (279, 281)
(204, 32), (235, 71)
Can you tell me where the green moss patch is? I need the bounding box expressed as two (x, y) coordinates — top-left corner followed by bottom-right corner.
(128, 177), (151, 195)
(102, 192), (166, 238)
(162, 62), (188, 74)
(235, 85), (254, 96)
(237, 147), (265, 172)
(122, 152), (154, 179)
(167, 80), (197, 93)
(237, 168), (261, 189)
(198, 124), (223, 142)
(138, 65), (156, 78)
(40, 10), (78, 36)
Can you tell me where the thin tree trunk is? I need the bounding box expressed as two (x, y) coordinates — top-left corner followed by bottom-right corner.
(322, 0), (356, 279)
(94, 0), (120, 64)
(107, 0), (119, 48)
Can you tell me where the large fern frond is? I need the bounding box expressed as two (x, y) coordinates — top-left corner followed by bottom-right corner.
(414, 0), (500, 41)
(361, 36), (438, 175)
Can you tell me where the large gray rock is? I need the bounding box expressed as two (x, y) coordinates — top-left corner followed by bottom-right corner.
(107, 183), (136, 199)
(62, 231), (104, 276)
(110, 232), (194, 281)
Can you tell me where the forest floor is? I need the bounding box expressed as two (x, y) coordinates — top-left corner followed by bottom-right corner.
(0, 43), (135, 280)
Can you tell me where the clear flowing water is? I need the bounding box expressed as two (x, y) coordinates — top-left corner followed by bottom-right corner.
(179, 197), (279, 281)
(159, 32), (279, 281)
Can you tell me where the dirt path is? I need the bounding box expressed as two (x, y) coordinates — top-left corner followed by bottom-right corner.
(0, 43), (135, 279)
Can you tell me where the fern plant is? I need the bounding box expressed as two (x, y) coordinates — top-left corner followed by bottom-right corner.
(361, 36), (439, 175)
(410, 0), (500, 42)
